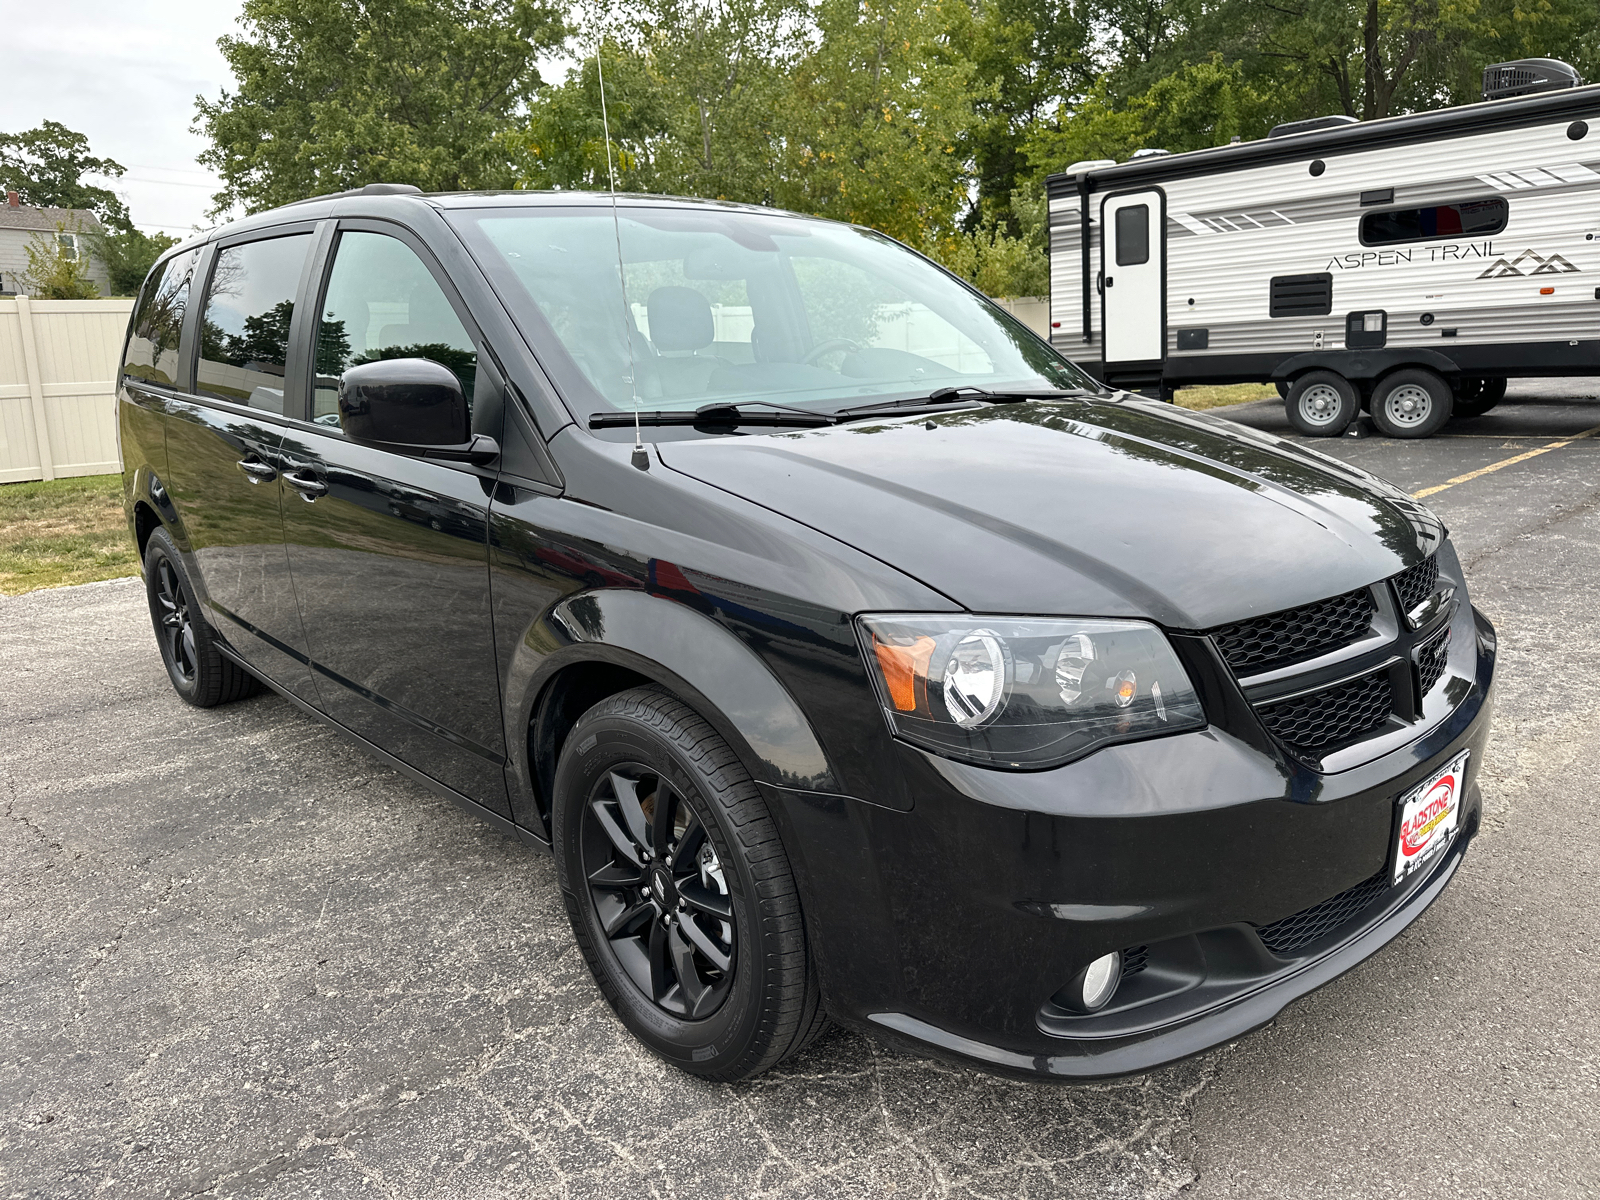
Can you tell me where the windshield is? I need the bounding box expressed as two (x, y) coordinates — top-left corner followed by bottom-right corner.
(448, 203), (1097, 423)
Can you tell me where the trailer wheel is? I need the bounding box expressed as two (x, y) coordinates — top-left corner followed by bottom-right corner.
(1454, 377), (1506, 419)
(1370, 368), (1453, 439)
(1275, 380), (1290, 399)
(1284, 371), (1358, 437)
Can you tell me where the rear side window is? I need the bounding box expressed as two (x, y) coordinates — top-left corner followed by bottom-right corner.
(1361, 198), (1508, 246)
(122, 249), (199, 387)
(196, 234), (312, 413)
(1114, 205), (1150, 266)
(311, 231), (477, 428)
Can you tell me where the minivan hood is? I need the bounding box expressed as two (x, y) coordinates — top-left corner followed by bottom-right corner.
(655, 399), (1442, 629)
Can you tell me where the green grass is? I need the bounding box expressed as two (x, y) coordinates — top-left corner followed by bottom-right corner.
(0, 474), (140, 596)
(1175, 383), (1280, 410)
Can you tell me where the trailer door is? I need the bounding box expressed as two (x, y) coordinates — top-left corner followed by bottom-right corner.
(1100, 190), (1164, 369)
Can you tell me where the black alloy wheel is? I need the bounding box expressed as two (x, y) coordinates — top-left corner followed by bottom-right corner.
(153, 555), (198, 687)
(582, 764), (736, 1020)
(553, 686), (827, 1081)
(142, 528), (260, 708)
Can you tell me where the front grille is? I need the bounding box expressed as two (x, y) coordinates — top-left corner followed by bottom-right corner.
(1120, 945), (1150, 978)
(1257, 669), (1393, 755)
(1253, 868), (1391, 955)
(1393, 555), (1439, 617)
(1210, 588), (1375, 675)
(1417, 626), (1451, 697)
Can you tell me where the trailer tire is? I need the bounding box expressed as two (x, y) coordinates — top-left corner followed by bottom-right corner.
(1284, 371), (1358, 437)
(1371, 368), (1453, 439)
(1275, 381), (1290, 399)
(1454, 377), (1506, 419)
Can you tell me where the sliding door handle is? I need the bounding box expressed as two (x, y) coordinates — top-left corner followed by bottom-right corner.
(236, 458), (277, 484)
(282, 469), (328, 500)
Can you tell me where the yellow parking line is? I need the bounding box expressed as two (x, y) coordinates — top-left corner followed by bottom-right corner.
(1413, 422), (1600, 500)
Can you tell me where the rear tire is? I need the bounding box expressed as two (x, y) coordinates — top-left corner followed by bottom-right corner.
(1371, 368), (1453, 438)
(1284, 370), (1358, 437)
(1453, 377), (1506, 419)
(143, 528), (261, 707)
(552, 686), (826, 1081)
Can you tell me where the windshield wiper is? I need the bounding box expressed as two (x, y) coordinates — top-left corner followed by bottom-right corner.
(834, 385), (1091, 420)
(588, 402), (836, 430)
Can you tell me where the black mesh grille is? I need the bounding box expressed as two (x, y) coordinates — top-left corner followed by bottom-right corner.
(1120, 945), (1150, 978)
(1210, 588), (1375, 675)
(1417, 626), (1451, 697)
(1254, 868), (1391, 955)
(1257, 669), (1393, 755)
(1393, 555), (1439, 617)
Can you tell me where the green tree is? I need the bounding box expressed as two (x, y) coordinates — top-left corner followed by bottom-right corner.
(0, 121), (131, 231)
(89, 228), (179, 296)
(964, 0), (1091, 231)
(773, 0), (978, 245)
(1025, 56), (1277, 173)
(933, 182), (1050, 296)
(509, 41), (676, 191)
(20, 222), (101, 299)
(195, 0), (569, 214)
(513, 2), (799, 202)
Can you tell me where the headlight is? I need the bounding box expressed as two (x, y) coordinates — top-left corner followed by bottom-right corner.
(857, 614), (1205, 768)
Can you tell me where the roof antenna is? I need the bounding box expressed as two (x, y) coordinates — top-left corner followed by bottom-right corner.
(595, 42), (649, 471)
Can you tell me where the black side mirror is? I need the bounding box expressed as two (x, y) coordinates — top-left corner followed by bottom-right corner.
(338, 358), (498, 465)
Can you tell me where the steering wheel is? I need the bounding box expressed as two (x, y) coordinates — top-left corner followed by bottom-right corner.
(801, 338), (860, 365)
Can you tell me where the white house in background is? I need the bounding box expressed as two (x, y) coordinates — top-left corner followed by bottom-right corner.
(0, 190), (111, 296)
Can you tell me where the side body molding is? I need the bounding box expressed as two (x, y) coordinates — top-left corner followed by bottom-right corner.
(503, 587), (841, 838)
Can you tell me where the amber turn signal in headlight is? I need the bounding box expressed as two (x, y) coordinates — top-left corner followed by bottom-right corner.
(857, 614), (1205, 768)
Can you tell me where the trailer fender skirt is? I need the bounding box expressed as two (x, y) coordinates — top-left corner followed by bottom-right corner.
(1272, 348), (1460, 383)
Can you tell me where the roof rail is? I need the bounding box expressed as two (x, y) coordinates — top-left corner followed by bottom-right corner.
(278, 182), (425, 210)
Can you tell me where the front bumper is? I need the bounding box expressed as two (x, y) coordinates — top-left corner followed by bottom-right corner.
(765, 603), (1496, 1079)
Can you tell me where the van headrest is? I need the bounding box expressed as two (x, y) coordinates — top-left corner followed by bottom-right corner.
(646, 286), (714, 352)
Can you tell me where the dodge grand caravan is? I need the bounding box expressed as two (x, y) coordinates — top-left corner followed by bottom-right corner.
(119, 186), (1495, 1081)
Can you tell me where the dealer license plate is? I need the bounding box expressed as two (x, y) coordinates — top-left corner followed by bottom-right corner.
(1394, 750), (1468, 885)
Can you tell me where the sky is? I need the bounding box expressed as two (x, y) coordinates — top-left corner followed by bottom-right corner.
(0, 0), (245, 236)
(0, 2), (583, 237)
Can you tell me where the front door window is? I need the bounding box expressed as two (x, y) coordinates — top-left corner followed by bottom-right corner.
(312, 232), (478, 428)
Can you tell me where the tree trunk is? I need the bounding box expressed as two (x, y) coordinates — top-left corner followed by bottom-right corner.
(1362, 0), (1380, 121)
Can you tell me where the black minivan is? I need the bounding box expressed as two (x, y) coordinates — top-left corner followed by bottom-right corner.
(119, 186), (1495, 1082)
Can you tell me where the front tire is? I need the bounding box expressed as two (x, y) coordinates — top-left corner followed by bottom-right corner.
(1285, 370), (1358, 436)
(552, 686), (826, 1081)
(1371, 368), (1453, 438)
(143, 528), (260, 707)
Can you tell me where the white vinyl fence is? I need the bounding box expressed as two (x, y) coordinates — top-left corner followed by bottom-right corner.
(0, 297), (134, 484)
(992, 296), (1048, 339)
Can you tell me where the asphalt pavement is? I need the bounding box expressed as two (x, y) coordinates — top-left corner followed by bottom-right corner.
(3, 381), (1598, 1199)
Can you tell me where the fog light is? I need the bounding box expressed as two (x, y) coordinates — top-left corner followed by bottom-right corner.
(1071, 951), (1123, 1012)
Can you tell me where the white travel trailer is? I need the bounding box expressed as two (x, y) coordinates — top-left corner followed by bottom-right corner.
(1046, 60), (1600, 437)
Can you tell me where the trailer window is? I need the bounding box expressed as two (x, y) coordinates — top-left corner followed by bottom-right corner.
(1361, 197), (1508, 246)
(1115, 205), (1150, 266)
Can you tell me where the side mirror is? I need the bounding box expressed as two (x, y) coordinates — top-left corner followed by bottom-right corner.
(338, 358), (498, 465)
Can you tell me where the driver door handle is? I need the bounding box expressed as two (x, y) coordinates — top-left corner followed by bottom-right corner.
(236, 458), (277, 484)
(282, 469), (328, 500)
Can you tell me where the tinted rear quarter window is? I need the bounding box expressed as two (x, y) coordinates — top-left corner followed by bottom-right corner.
(1362, 197), (1508, 245)
(122, 250), (199, 387)
(196, 234), (312, 413)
